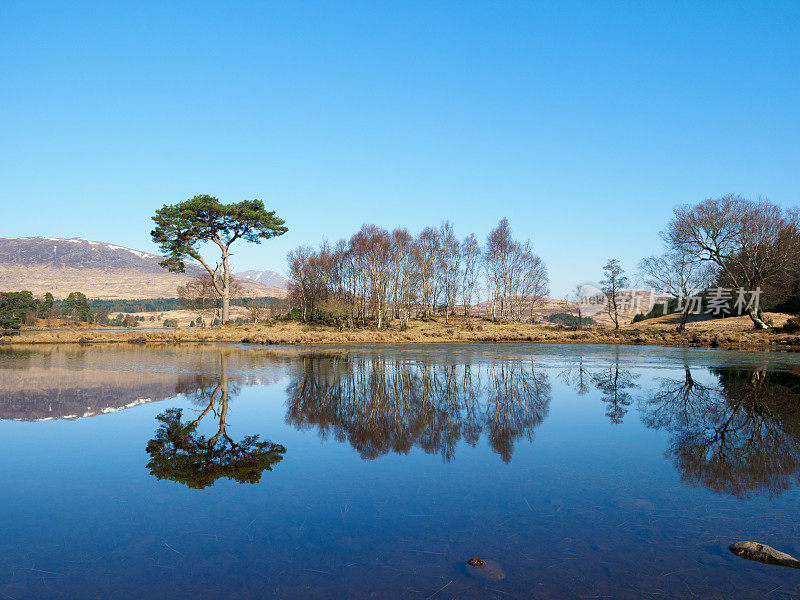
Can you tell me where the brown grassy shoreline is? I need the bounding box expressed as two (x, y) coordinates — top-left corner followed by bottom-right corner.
(3, 316), (800, 351)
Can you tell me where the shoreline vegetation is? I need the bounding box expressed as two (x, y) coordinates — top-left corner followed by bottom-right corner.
(4, 314), (800, 351)
(4, 196), (800, 343)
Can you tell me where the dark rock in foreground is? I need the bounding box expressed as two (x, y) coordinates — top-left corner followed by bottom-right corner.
(465, 558), (505, 580)
(729, 541), (800, 568)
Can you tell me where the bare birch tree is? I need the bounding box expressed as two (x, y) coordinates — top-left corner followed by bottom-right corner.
(485, 218), (513, 320)
(287, 245), (328, 320)
(518, 242), (549, 322)
(484, 219), (548, 322)
(461, 233), (481, 317)
(392, 228), (416, 327)
(285, 217), (549, 329)
(437, 221), (461, 323)
(416, 227), (439, 320)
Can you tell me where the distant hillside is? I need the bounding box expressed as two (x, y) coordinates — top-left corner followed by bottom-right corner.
(235, 269), (289, 289)
(472, 290), (665, 327)
(0, 237), (287, 300)
(622, 310), (793, 331)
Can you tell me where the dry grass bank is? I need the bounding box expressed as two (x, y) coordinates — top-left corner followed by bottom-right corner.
(3, 315), (800, 351)
(621, 311), (793, 331)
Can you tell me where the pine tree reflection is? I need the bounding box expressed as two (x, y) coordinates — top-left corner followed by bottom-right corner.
(146, 352), (285, 489)
(641, 366), (800, 497)
(285, 355), (551, 462)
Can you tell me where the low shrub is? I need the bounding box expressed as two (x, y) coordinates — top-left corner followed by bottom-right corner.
(546, 313), (597, 327)
(782, 316), (800, 333)
(284, 308), (349, 328)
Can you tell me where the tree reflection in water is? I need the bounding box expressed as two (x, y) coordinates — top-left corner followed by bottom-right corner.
(559, 351), (640, 424)
(591, 362), (640, 424)
(285, 355), (551, 463)
(144, 348), (800, 497)
(641, 366), (800, 497)
(146, 352), (285, 489)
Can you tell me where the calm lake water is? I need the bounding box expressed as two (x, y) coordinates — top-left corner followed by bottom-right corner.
(1, 343), (800, 599)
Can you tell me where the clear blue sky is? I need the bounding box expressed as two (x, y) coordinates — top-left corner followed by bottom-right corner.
(2, 1), (798, 296)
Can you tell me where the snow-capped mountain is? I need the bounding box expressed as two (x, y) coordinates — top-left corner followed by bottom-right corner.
(235, 269), (290, 289)
(0, 237), (287, 299)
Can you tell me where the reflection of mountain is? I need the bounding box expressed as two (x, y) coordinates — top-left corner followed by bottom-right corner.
(0, 346), (288, 421)
(285, 355), (551, 463)
(641, 367), (800, 498)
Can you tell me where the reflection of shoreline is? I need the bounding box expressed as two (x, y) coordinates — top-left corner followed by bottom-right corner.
(6, 344), (800, 499)
(285, 355), (551, 463)
(0, 346), (288, 421)
(4, 319), (800, 351)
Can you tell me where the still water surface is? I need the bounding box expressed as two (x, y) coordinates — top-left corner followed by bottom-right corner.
(1, 343), (800, 599)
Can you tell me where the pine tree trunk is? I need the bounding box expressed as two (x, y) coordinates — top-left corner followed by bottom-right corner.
(221, 249), (231, 324)
(222, 289), (230, 323)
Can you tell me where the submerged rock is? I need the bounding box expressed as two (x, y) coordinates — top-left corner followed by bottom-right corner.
(465, 558), (505, 580)
(729, 541), (800, 568)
